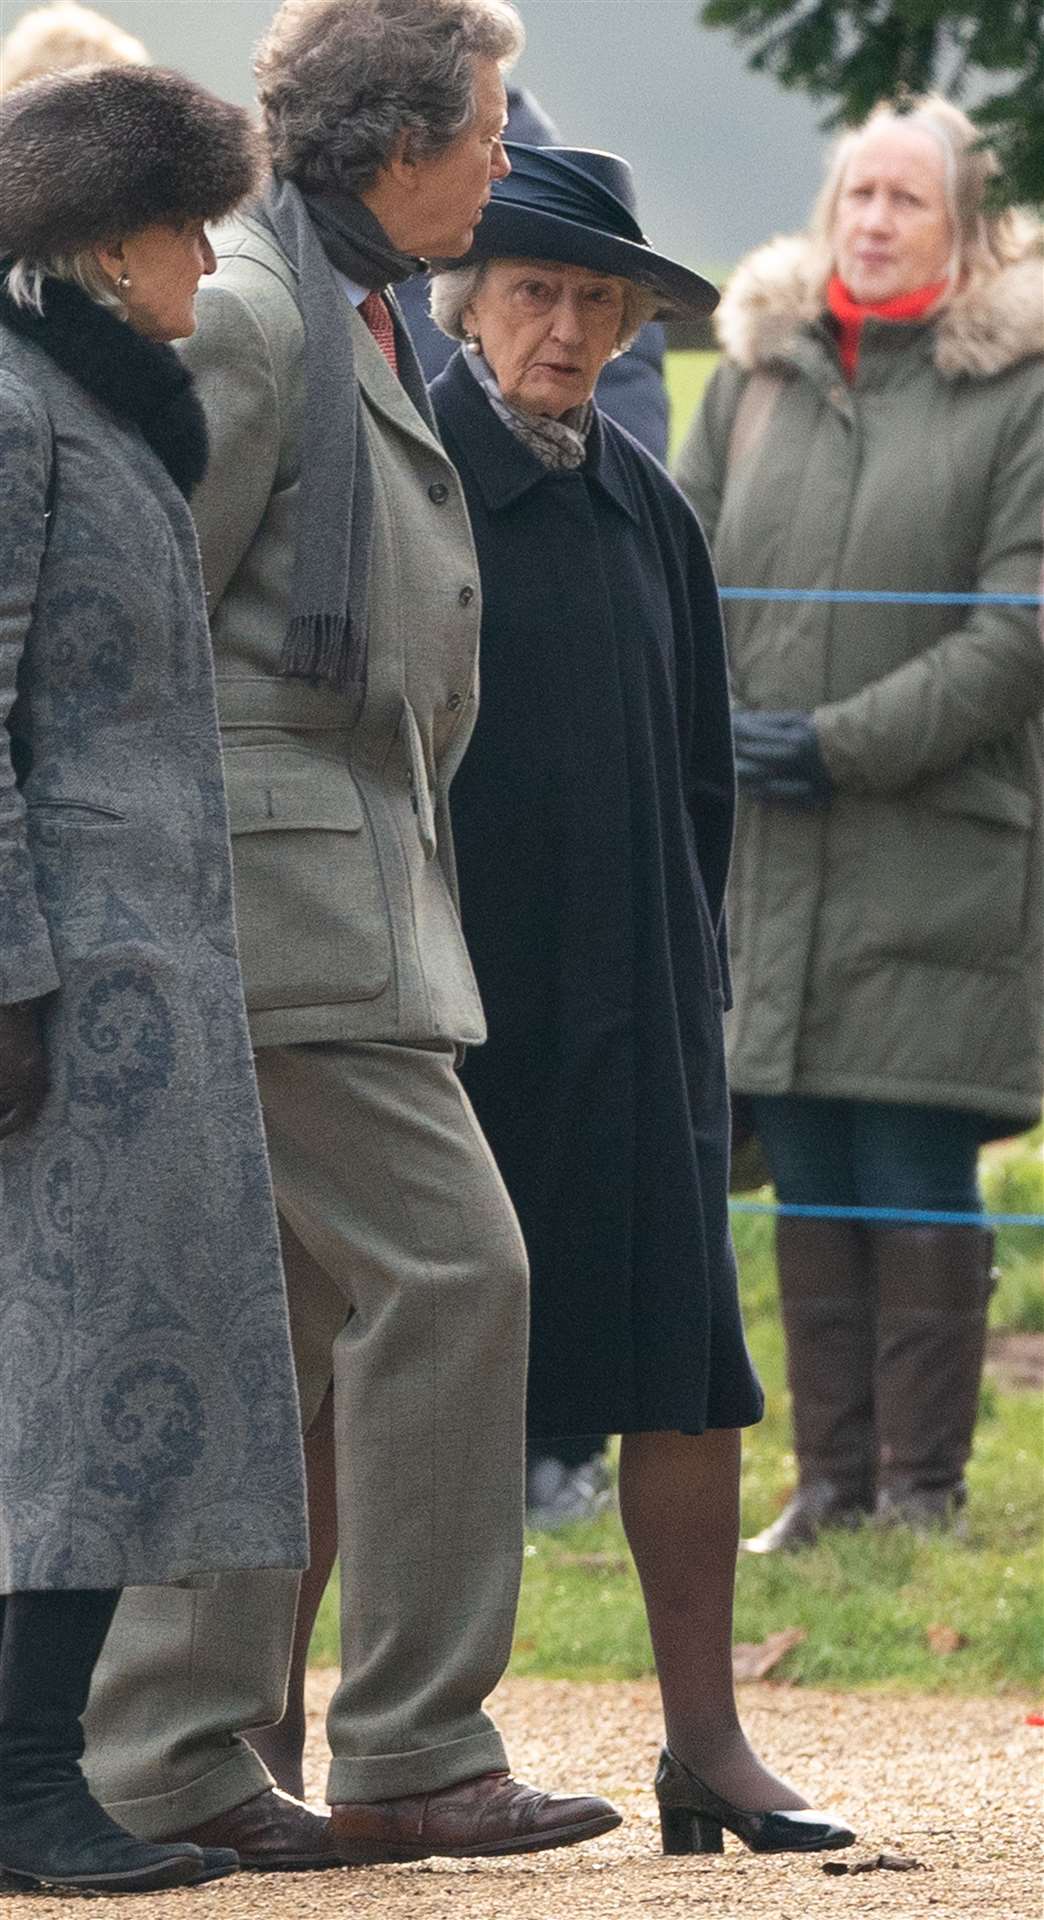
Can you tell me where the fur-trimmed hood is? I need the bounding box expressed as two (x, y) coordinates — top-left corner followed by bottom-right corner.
(716, 232), (1044, 380)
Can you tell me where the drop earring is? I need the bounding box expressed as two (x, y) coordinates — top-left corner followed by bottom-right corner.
(117, 272), (131, 292)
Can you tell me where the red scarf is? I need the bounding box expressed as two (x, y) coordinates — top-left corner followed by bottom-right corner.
(826, 273), (949, 381)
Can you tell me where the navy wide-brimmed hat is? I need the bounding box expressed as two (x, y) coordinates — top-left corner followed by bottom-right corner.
(456, 144), (718, 318)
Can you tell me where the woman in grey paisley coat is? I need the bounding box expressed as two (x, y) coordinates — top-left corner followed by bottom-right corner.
(0, 65), (306, 1895)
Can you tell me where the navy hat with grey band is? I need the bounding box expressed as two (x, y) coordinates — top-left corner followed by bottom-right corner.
(446, 144), (719, 319)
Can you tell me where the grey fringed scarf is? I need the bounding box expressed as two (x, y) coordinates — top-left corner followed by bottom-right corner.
(465, 343), (593, 469)
(257, 176), (436, 698)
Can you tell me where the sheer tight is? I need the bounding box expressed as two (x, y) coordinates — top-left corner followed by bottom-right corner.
(619, 1429), (806, 1811)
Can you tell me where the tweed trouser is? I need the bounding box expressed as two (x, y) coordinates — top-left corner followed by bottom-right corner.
(82, 1041), (529, 1830)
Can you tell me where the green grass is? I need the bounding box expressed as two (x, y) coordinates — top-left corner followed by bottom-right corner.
(665, 349), (717, 464)
(508, 1422), (1041, 1694)
(311, 1135), (1042, 1693)
(506, 1197), (1042, 1696)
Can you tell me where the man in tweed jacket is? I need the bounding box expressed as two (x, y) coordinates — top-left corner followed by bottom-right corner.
(83, 0), (618, 1872)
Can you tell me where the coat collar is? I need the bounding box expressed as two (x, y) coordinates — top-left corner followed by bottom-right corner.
(715, 232), (1044, 381)
(0, 272), (208, 495)
(431, 347), (641, 524)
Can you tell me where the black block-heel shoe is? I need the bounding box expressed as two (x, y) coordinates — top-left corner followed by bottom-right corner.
(655, 1749), (855, 1856)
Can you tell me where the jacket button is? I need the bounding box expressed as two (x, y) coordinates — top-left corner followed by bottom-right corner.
(429, 481), (448, 504)
(458, 584), (475, 607)
(447, 692), (463, 712)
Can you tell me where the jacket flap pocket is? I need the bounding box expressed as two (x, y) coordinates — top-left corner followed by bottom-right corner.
(226, 751), (364, 836)
(917, 766), (1033, 831)
(223, 745), (390, 1009)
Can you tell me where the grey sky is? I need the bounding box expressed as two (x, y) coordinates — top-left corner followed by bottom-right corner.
(0, 0), (833, 266)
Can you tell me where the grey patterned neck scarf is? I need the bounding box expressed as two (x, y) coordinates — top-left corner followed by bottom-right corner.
(256, 176), (434, 700)
(465, 344), (593, 470)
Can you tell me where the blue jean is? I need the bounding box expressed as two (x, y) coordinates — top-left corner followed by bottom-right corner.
(749, 1096), (983, 1217)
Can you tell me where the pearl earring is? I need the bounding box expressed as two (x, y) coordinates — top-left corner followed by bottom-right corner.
(117, 272), (131, 292)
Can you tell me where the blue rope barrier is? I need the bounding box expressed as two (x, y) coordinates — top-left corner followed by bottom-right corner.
(718, 587), (1041, 607)
(729, 1199), (1044, 1228)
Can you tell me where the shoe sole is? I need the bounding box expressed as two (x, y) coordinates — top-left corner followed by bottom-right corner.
(746, 1831), (856, 1854)
(0, 1856), (236, 1892)
(237, 1853), (348, 1873)
(336, 1810), (623, 1864)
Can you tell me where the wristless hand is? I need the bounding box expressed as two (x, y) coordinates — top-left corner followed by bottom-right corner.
(732, 708), (832, 809)
(0, 998), (49, 1139)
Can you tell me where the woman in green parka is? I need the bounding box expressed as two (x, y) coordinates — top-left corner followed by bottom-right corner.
(676, 94), (1043, 1550)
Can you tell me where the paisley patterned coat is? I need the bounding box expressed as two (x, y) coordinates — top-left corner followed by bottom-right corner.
(0, 284), (307, 1592)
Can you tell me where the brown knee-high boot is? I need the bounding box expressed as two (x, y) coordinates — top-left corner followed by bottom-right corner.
(744, 1218), (876, 1553)
(871, 1225), (996, 1529)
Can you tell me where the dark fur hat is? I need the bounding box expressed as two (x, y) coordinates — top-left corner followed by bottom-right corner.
(0, 63), (262, 258)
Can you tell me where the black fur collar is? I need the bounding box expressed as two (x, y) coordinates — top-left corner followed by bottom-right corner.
(0, 271), (208, 497)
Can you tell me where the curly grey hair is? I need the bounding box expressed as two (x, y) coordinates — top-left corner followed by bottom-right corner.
(430, 259), (659, 353)
(255, 0), (523, 195)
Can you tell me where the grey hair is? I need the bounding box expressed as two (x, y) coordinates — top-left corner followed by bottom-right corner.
(430, 259), (659, 352)
(428, 261), (483, 336)
(255, 0), (523, 196)
(5, 250), (125, 317)
(810, 93), (1039, 303)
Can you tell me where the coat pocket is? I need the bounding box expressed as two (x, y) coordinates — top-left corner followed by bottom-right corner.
(28, 798), (128, 823)
(861, 772), (1033, 967)
(224, 746), (392, 1009)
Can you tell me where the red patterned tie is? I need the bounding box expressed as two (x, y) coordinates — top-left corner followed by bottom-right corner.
(359, 289), (399, 377)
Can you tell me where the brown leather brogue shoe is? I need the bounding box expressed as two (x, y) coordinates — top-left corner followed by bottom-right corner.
(330, 1770), (622, 1862)
(169, 1788), (345, 1873)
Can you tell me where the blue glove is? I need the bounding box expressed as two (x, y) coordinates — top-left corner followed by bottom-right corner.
(732, 709), (832, 809)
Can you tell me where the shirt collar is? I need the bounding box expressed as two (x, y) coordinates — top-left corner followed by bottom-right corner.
(335, 270), (370, 309)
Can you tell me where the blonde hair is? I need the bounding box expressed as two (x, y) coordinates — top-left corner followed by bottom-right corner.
(0, 2), (148, 93)
(810, 94), (1039, 305)
(5, 251), (125, 317)
(430, 260), (658, 353)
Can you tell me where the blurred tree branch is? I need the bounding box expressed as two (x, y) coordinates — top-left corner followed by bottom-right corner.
(699, 0), (1044, 204)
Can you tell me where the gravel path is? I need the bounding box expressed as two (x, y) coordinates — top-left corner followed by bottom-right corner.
(5, 1672), (1040, 1919)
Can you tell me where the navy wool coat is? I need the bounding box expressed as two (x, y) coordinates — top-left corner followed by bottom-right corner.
(432, 350), (763, 1438)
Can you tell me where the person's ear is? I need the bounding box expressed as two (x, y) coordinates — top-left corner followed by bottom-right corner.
(383, 130), (419, 194)
(95, 239), (129, 290)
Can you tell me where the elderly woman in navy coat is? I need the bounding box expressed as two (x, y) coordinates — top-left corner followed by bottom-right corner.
(429, 147), (854, 1858)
